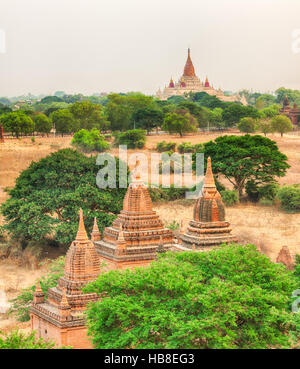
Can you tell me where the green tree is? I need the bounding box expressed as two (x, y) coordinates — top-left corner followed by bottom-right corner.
(271, 115), (293, 137)
(33, 113), (52, 136)
(131, 106), (163, 133)
(0, 112), (34, 138)
(0, 149), (128, 246)
(258, 119), (272, 136)
(69, 101), (109, 131)
(84, 244), (298, 349)
(50, 109), (77, 136)
(162, 112), (197, 137)
(237, 117), (257, 133)
(72, 129), (110, 153)
(197, 135), (289, 196)
(222, 104), (260, 127)
(114, 129), (146, 149)
(209, 107), (224, 129)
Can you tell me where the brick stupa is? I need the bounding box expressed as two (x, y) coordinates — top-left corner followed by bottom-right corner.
(180, 157), (237, 249)
(94, 169), (174, 269)
(276, 245), (294, 270)
(30, 209), (101, 348)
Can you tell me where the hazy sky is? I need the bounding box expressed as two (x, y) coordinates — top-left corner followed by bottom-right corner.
(0, 0), (300, 97)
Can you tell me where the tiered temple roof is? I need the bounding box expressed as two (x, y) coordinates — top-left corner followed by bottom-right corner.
(30, 209), (101, 328)
(94, 171), (174, 268)
(180, 157), (237, 249)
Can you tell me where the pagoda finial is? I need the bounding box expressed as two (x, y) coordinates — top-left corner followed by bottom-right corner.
(91, 217), (101, 241)
(203, 157), (216, 190)
(33, 280), (44, 304)
(75, 208), (88, 242)
(183, 48), (196, 77)
(60, 289), (70, 308)
(35, 280), (42, 294)
(204, 76), (210, 88)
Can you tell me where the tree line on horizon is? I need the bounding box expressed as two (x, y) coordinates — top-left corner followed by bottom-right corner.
(0, 87), (299, 138)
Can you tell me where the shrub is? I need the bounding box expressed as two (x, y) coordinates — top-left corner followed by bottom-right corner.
(71, 128), (110, 153)
(84, 244), (298, 349)
(0, 330), (70, 349)
(165, 220), (180, 231)
(114, 129), (146, 149)
(156, 141), (176, 152)
(148, 185), (187, 202)
(177, 142), (195, 153)
(220, 190), (239, 206)
(277, 185), (300, 212)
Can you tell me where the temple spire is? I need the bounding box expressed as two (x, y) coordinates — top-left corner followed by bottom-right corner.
(75, 208), (88, 242)
(204, 76), (210, 88)
(91, 217), (101, 242)
(203, 157), (216, 190)
(183, 48), (196, 77)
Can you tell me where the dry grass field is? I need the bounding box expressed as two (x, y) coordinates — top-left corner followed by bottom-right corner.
(0, 132), (299, 332)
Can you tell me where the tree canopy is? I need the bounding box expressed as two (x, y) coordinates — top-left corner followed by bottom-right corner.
(195, 135), (289, 195)
(84, 244), (298, 349)
(0, 149), (128, 246)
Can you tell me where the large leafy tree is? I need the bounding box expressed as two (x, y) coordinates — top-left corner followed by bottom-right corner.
(237, 117), (257, 133)
(162, 111), (197, 137)
(271, 115), (293, 137)
(131, 106), (163, 133)
(84, 244), (298, 349)
(195, 135), (289, 196)
(222, 104), (260, 127)
(50, 109), (77, 136)
(69, 101), (109, 131)
(0, 112), (34, 138)
(33, 113), (52, 135)
(0, 149), (128, 246)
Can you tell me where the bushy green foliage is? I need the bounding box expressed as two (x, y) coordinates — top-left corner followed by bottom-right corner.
(113, 129), (146, 149)
(84, 244), (298, 349)
(33, 113), (52, 135)
(0, 112), (34, 138)
(165, 220), (180, 231)
(0, 330), (70, 349)
(148, 185), (187, 202)
(237, 117), (257, 133)
(71, 129), (110, 153)
(220, 190), (239, 206)
(177, 142), (204, 153)
(197, 135), (289, 196)
(246, 181), (279, 203)
(0, 149), (128, 246)
(156, 141), (176, 152)
(277, 185), (300, 212)
(9, 257), (65, 321)
(271, 115), (293, 137)
(162, 111), (197, 136)
(50, 109), (77, 136)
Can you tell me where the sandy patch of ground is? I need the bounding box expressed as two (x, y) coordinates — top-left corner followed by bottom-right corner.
(154, 200), (300, 262)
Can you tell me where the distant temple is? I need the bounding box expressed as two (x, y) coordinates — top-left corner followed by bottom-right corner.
(280, 95), (300, 128)
(180, 157), (237, 249)
(156, 49), (247, 105)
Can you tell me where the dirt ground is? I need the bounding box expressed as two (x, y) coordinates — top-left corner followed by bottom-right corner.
(0, 132), (299, 333)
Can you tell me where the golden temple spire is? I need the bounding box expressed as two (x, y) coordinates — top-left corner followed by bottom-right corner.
(75, 208), (88, 242)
